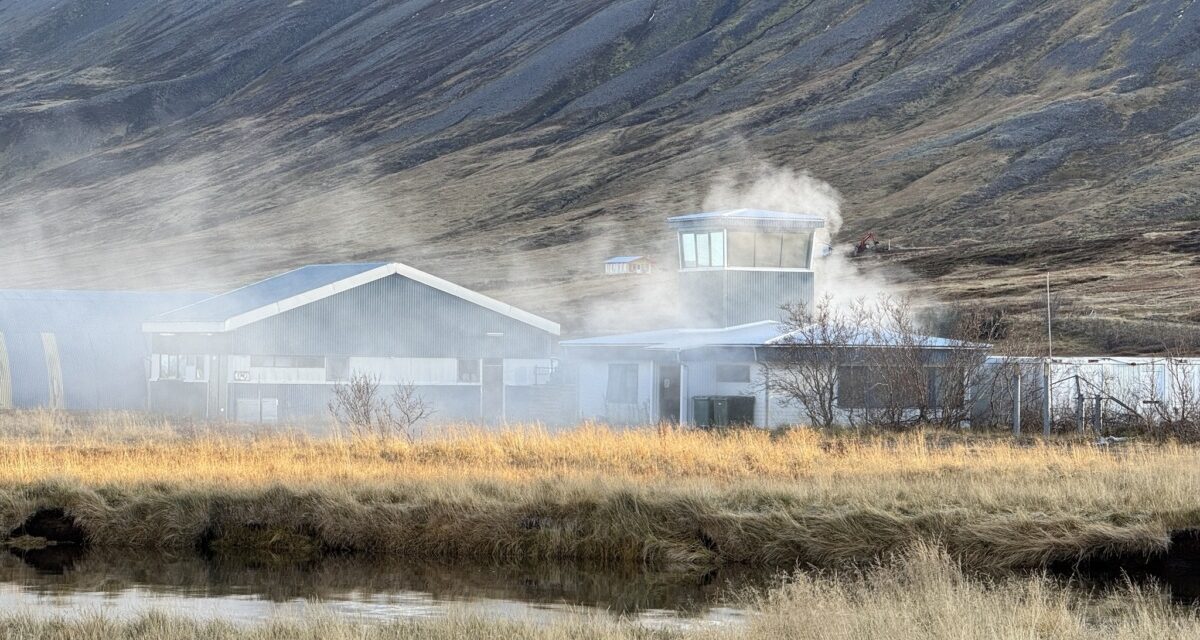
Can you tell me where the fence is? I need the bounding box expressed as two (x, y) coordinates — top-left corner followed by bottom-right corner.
(973, 356), (1200, 435)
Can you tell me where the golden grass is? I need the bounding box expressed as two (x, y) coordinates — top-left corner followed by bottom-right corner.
(1, 411), (1198, 568)
(1, 546), (1199, 639)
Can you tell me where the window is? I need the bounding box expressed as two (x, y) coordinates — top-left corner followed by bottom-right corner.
(606, 364), (639, 404)
(709, 231), (725, 267)
(716, 364), (751, 383)
(696, 233), (711, 266)
(680, 231), (726, 268)
(838, 366), (929, 409)
(781, 232), (813, 269)
(157, 355), (207, 381)
(755, 233), (784, 267)
(727, 231), (755, 267)
(458, 359), (481, 383)
(250, 355), (324, 368)
(681, 233), (697, 268)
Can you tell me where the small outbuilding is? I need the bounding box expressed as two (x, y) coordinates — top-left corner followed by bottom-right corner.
(604, 256), (654, 275)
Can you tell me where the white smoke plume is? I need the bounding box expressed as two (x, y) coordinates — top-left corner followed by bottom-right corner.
(700, 162), (895, 309)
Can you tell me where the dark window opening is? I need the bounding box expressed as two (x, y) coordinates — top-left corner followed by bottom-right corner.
(458, 359), (481, 383)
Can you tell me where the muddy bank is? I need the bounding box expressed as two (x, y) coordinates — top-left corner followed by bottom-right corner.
(0, 483), (1189, 577)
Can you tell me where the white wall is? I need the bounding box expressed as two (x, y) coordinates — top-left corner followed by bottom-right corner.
(577, 360), (655, 425)
(218, 356), (552, 387)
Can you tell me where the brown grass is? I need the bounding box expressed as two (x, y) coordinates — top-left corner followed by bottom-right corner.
(0, 411), (1197, 569)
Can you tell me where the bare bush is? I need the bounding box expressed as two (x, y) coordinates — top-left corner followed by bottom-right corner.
(765, 295), (865, 429)
(328, 373), (433, 439)
(766, 295), (989, 431)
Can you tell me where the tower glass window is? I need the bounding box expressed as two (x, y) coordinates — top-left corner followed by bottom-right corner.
(755, 233), (784, 268)
(709, 231), (725, 267)
(681, 233), (697, 268)
(727, 231), (755, 266)
(680, 231), (727, 268)
(781, 231), (813, 268)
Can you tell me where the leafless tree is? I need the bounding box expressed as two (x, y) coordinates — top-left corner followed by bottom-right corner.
(764, 295), (865, 429)
(1136, 328), (1200, 440)
(329, 373), (433, 439)
(391, 382), (435, 434)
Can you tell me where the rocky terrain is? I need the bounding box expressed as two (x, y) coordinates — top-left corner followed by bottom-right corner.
(0, 0), (1197, 349)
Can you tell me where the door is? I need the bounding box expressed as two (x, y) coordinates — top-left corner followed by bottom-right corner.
(481, 358), (505, 423)
(658, 364), (681, 423)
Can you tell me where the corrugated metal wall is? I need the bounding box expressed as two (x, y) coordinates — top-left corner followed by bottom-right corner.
(0, 291), (206, 411)
(678, 270), (815, 328)
(0, 332), (11, 409)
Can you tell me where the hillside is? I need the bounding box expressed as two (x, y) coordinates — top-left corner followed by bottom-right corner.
(0, 0), (1197, 348)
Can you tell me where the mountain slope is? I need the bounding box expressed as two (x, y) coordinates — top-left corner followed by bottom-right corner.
(0, 0), (1197, 347)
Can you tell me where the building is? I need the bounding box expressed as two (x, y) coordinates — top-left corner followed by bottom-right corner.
(671, 208), (821, 327)
(0, 290), (207, 411)
(142, 262), (562, 424)
(604, 256), (654, 275)
(562, 209), (980, 428)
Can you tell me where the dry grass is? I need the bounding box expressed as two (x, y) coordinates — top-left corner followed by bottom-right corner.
(2, 546), (1199, 639)
(0, 411), (1198, 568)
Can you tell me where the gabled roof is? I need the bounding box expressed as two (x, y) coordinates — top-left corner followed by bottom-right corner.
(561, 321), (979, 352)
(144, 263), (560, 335)
(667, 209), (826, 230)
(605, 256), (650, 264)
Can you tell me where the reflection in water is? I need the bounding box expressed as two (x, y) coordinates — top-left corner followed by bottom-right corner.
(0, 546), (770, 627)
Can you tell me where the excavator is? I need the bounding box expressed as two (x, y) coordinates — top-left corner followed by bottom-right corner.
(852, 232), (882, 257)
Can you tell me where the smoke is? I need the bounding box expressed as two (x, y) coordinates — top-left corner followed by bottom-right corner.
(702, 163), (843, 235)
(699, 162), (896, 310)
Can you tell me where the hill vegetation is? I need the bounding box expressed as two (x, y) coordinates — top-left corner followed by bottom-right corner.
(0, 0), (1197, 348)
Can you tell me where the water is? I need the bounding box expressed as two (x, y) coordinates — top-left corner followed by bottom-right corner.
(0, 546), (767, 628)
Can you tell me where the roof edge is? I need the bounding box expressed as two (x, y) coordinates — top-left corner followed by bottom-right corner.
(142, 263), (561, 336)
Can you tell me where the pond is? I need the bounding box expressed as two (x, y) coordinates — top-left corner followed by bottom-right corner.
(0, 546), (771, 628)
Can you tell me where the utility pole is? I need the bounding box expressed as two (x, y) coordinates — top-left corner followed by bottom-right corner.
(1043, 273), (1053, 437)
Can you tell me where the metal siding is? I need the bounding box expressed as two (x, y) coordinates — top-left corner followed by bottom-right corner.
(229, 275), (554, 359)
(7, 333), (48, 407)
(228, 383), (482, 423)
(0, 332), (10, 409)
(0, 291), (204, 410)
(679, 270), (814, 327)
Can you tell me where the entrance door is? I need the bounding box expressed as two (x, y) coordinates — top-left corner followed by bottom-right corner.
(658, 365), (681, 423)
(481, 358), (505, 423)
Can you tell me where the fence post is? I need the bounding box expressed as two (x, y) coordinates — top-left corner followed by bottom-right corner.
(1012, 372), (1022, 436)
(1042, 359), (1053, 437)
(1092, 396), (1103, 434)
(1074, 375), (1085, 433)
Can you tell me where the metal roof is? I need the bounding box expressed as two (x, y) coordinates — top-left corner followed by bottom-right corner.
(145, 262), (561, 335)
(667, 209), (826, 229)
(605, 256), (649, 264)
(562, 321), (977, 352)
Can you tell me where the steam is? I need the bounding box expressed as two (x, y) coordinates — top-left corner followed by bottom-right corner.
(699, 162), (895, 309)
(702, 164), (843, 236)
